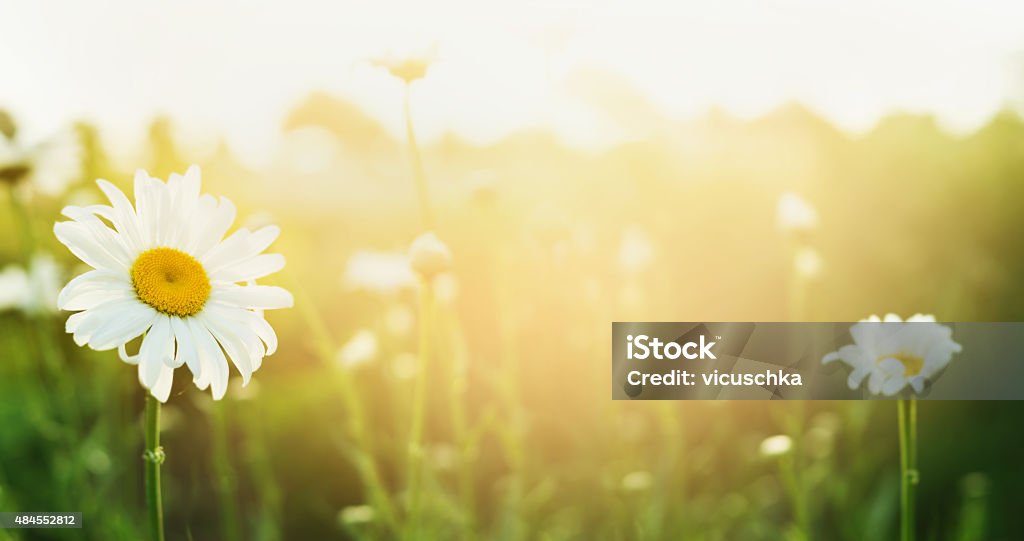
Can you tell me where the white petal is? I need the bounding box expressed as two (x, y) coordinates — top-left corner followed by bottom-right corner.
(54, 222), (129, 272)
(212, 253), (285, 282)
(96, 179), (145, 254)
(211, 284), (293, 310)
(88, 303), (159, 350)
(118, 343), (140, 365)
(193, 197), (237, 258)
(58, 270), (132, 311)
(150, 364), (174, 402)
(881, 375), (908, 396)
(190, 318), (229, 399)
(206, 304), (279, 356)
(169, 316), (201, 378)
(199, 313), (256, 385)
(847, 365), (870, 390)
(138, 316), (174, 388)
(203, 225), (280, 273)
(67, 298), (139, 346)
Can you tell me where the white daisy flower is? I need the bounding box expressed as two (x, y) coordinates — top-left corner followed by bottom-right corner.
(776, 192), (818, 233)
(336, 329), (378, 369)
(0, 114), (81, 196)
(822, 313), (961, 396)
(54, 166), (293, 402)
(342, 251), (416, 294)
(0, 253), (62, 315)
(759, 434), (793, 457)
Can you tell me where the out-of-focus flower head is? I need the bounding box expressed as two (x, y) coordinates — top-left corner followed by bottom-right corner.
(336, 329), (379, 370)
(759, 434), (793, 457)
(343, 251), (416, 295)
(408, 231), (452, 280)
(0, 110), (82, 196)
(776, 191), (818, 234)
(0, 253), (61, 315)
(618, 225), (655, 274)
(338, 505), (375, 526)
(371, 46), (438, 85)
(621, 470), (653, 491)
(822, 313), (961, 396)
(793, 246), (823, 279)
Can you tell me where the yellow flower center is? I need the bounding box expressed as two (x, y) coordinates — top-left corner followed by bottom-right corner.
(131, 247), (211, 317)
(879, 352), (924, 377)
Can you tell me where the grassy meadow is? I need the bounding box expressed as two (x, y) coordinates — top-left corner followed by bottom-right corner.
(1, 96), (1024, 540)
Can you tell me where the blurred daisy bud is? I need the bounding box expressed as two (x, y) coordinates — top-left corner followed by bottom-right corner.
(408, 232), (451, 279)
(776, 192), (818, 234)
(372, 47), (437, 85)
(338, 505), (375, 526)
(759, 435), (793, 457)
(621, 471), (653, 492)
(336, 329), (379, 370)
(793, 246), (823, 279)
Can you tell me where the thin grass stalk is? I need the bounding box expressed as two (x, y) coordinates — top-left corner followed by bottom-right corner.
(288, 274), (399, 534)
(405, 280), (434, 535)
(439, 305), (477, 536)
(143, 394), (165, 541)
(898, 399), (914, 541)
(403, 85), (433, 231)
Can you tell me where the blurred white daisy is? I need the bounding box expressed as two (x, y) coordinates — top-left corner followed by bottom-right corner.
(371, 47), (437, 85)
(54, 166), (292, 402)
(0, 113), (81, 196)
(776, 192), (818, 233)
(336, 329), (378, 369)
(342, 251), (416, 294)
(0, 253), (61, 314)
(793, 246), (823, 279)
(759, 434), (793, 457)
(823, 314), (961, 396)
(621, 470), (653, 491)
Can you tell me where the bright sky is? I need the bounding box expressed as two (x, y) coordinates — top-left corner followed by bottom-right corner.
(2, 0), (1024, 165)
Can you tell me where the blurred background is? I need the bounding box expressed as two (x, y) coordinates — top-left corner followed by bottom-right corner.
(2, 1), (1024, 539)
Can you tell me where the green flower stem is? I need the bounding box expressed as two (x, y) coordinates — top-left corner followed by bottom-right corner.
(779, 452), (810, 541)
(403, 85), (434, 231)
(211, 403), (241, 541)
(406, 280), (434, 534)
(143, 394), (165, 541)
(898, 399), (917, 541)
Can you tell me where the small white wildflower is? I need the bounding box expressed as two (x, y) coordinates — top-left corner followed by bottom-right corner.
(776, 192), (818, 233)
(343, 251), (416, 294)
(759, 435), (793, 457)
(621, 471), (653, 491)
(338, 505), (375, 525)
(336, 329), (379, 369)
(822, 313), (960, 396)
